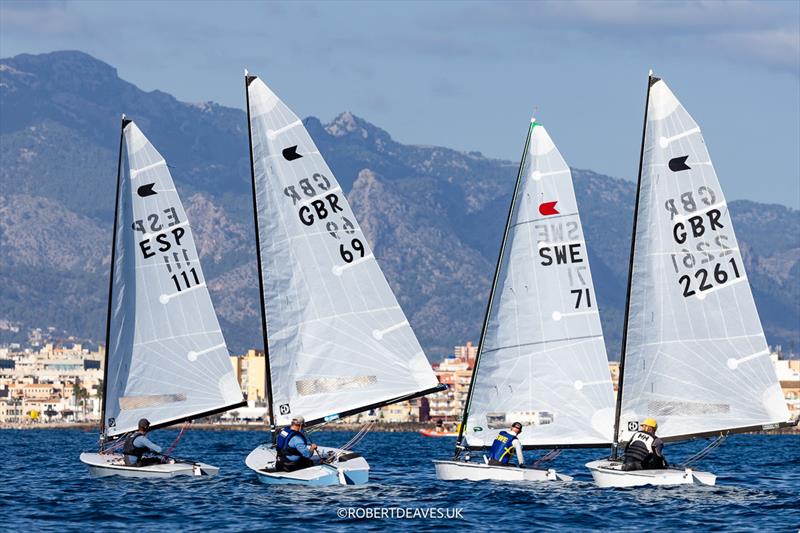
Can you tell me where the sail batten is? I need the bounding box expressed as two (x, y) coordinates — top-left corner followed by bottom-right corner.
(246, 74), (440, 427)
(617, 77), (790, 442)
(462, 122), (616, 449)
(103, 120), (244, 438)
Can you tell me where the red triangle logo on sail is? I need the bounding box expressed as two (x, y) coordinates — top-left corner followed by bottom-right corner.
(538, 200), (559, 216)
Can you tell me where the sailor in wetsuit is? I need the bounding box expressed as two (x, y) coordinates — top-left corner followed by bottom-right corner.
(122, 418), (164, 467)
(487, 422), (525, 467)
(276, 416), (318, 471)
(622, 417), (668, 471)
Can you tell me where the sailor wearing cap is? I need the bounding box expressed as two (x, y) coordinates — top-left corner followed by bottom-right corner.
(122, 418), (164, 467)
(275, 416), (318, 471)
(622, 417), (668, 471)
(487, 422), (525, 467)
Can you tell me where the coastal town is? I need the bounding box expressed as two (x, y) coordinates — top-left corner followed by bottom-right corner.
(1, 334), (798, 430)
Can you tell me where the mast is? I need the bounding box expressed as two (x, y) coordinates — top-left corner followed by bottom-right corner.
(453, 118), (535, 458)
(611, 71), (657, 459)
(99, 114), (129, 445)
(244, 71), (278, 444)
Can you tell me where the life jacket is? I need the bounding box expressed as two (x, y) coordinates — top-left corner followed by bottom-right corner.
(122, 431), (148, 459)
(624, 431), (655, 464)
(276, 427), (309, 463)
(488, 430), (518, 464)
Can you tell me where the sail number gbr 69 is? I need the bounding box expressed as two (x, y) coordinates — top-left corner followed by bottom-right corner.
(665, 187), (742, 298)
(283, 173), (364, 265)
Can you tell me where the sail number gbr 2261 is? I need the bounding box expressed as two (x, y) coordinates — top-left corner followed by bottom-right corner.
(666, 188), (741, 298)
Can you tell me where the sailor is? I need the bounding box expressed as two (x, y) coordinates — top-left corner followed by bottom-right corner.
(622, 417), (668, 471)
(487, 422), (525, 467)
(122, 418), (164, 467)
(275, 416), (318, 471)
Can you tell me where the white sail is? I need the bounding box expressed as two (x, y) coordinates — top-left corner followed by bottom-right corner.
(246, 74), (440, 426)
(464, 121), (615, 448)
(618, 77), (789, 441)
(104, 119), (244, 438)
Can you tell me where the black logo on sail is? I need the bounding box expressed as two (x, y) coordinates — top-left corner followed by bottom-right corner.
(279, 403), (290, 415)
(668, 155), (691, 172)
(282, 145), (302, 161)
(137, 183), (158, 197)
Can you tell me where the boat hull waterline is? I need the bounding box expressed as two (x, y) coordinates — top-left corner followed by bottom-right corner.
(79, 452), (219, 478)
(419, 429), (458, 438)
(586, 459), (716, 488)
(245, 445), (370, 486)
(433, 459), (572, 482)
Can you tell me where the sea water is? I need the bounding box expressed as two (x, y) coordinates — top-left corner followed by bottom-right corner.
(1, 429), (797, 531)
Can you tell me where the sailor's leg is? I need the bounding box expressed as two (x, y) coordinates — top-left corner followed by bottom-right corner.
(621, 461), (643, 471)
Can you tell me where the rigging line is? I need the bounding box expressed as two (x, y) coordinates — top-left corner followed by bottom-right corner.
(335, 422), (375, 461)
(677, 435), (727, 467)
(533, 449), (562, 468)
(164, 421), (190, 456)
(100, 436), (127, 455)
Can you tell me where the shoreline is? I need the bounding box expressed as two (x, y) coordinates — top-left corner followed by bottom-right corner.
(1, 421), (798, 435)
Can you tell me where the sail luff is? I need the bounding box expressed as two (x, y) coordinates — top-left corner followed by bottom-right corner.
(246, 74), (441, 427)
(103, 119), (244, 438)
(454, 120), (535, 455)
(100, 115), (129, 441)
(611, 73), (657, 458)
(244, 72), (278, 443)
(617, 76), (790, 442)
(462, 120), (616, 449)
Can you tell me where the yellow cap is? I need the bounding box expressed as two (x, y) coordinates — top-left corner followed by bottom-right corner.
(642, 417), (658, 429)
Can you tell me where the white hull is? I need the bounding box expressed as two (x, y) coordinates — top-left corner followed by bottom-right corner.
(80, 452), (218, 478)
(245, 445), (370, 486)
(586, 459), (716, 488)
(433, 459), (572, 482)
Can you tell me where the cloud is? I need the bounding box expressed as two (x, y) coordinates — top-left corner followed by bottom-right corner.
(0, 0), (83, 37)
(442, 0), (800, 75)
(705, 29), (800, 74)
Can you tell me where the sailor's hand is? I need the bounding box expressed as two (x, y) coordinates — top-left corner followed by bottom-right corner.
(310, 443), (318, 452)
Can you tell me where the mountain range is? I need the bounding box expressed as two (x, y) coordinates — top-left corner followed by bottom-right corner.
(1, 51), (798, 358)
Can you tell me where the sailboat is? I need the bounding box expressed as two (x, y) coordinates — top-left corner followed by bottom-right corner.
(434, 117), (616, 482)
(80, 116), (246, 478)
(241, 72), (445, 486)
(586, 72), (795, 488)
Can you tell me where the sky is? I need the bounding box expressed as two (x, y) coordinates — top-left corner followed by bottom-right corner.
(1, 0), (799, 207)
